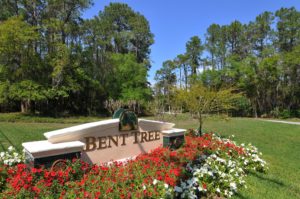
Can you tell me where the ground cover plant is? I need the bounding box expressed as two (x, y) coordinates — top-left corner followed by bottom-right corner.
(0, 132), (267, 198)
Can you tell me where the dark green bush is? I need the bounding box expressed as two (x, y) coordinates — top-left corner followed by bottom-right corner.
(279, 109), (291, 119)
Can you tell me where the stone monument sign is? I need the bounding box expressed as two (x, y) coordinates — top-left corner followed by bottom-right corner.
(22, 111), (186, 168)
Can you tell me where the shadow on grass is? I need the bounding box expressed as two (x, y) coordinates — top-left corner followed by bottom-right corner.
(0, 129), (16, 151)
(234, 172), (286, 199)
(248, 170), (285, 187)
(235, 192), (250, 199)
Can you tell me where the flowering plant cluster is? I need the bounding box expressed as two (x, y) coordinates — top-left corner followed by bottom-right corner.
(0, 146), (24, 190)
(0, 133), (267, 198)
(0, 146), (24, 166)
(174, 134), (267, 198)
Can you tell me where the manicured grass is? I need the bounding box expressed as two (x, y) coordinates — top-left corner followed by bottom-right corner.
(0, 115), (299, 198)
(0, 123), (73, 151)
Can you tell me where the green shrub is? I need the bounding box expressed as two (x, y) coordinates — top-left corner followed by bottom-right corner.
(279, 109), (291, 119)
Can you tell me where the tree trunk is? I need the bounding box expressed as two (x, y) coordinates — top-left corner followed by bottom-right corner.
(21, 100), (31, 113)
(184, 65), (188, 91)
(252, 100), (258, 118)
(179, 67), (182, 89)
(198, 112), (203, 136)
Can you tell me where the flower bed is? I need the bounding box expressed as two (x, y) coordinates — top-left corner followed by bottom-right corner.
(0, 133), (267, 198)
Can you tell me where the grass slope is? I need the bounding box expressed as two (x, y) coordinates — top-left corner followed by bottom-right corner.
(0, 116), (299, 198)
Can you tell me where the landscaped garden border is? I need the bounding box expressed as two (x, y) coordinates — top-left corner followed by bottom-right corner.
(0, 132), (267, 198)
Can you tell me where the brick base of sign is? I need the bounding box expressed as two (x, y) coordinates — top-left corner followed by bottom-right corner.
(25, 151), (81, 168)
(163, 135), (185, 150)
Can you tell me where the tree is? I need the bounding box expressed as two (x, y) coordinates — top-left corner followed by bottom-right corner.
(174, 54), (189, 90)
(205, 24), (221, 70)
(154, 60), (176, 113)
(275, 7), (300, 52)
(97, 3), (154, 64)
(186, 36), (204, 76)
(9, 80), (46, 113)
(248, 11), (274, 57)
(175, 82), (241, 134)
(0, 0), (20, 21)
(109, 53), (151, 103)
(0, 16), (40, 112)
(281, 45), (300, 111)
(0, 2), (155, 115)
(226, 21), (245, 58)
(156, 7), (300, 119)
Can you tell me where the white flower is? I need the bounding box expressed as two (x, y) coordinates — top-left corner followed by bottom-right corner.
(164, 183), (169, 189)
(8, 146), (14, 151)
(143, 185), (146, 190)
(174, 186), (183, 193)
(198, 186), (203, 191)
(153, 179), (158, 185)
(216, 188), (220, 193)
(221, 172), (226, 178)
(181, 182), (187, 188)
(230, 182), (237, 191)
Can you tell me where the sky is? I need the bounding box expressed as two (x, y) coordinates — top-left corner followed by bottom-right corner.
(83, 0), (300, 85)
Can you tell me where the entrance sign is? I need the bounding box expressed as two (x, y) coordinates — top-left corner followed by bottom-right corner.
(43, 119), (177, 164)
(23, 113), (185, 167)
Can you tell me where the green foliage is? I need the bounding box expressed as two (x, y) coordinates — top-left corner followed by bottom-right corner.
(0, 16), (38, 82)
(156, 7), (300, 118)
(278, 109), (291, 119)
(154, 60), (177, 112)
(175, 82), (242, 133)
(275, 7), (300, 52)
(186, 36), (204, 76)
(109, 54), (151, 101)
(0, 2), (153, 115)
(9, 81), (46, 101)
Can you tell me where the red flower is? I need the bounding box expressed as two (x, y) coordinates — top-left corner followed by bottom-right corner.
(95, 191), (101, 198)
(32, 186), (40, 194)
(170, 168), (180, 177)
(50, 171), (56, 177)
(84, 191), (90, 197)
(170, 151), (177, 157)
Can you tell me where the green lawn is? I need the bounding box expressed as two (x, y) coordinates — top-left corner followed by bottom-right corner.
(0, 116), (299, 198)
(0, 123), (73, 151)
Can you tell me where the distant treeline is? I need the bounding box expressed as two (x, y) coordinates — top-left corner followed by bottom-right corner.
(0, 1), (153, 116)
(155, 7), (300, 118)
